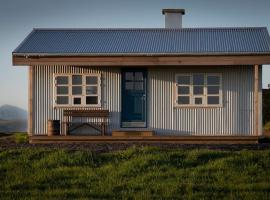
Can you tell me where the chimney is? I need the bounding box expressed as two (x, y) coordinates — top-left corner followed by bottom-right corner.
(162, 9), (185, 28)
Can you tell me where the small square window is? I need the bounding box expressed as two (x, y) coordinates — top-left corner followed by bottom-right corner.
(207, 76), (220, 85)
(177, 76), (190, 85)
(207, 96), (220, 104)
(73, 97), (81, 105)
(178, 86), (189, 95)
(134, 72), (143, 81)
(207, 86), (219, 95)
(86, 86), (97, 95)
(125, 72), (134, 81)
(178, 96), (190, 104)
(72, 86), (82, 95)
(86, 76), (98, 85)
(193, 74), (204, 85)
(56, 96), (69, 104)
(125, 82), (133, 90)
(57, 86), (68, 95)
(195, 97), (203, 104)
(86, 96), (98, 105)
(134, 82), (144, 90)
(56, 76), (68, 85)
(72, 75), (82, 85)
(193, 86), (204, 95)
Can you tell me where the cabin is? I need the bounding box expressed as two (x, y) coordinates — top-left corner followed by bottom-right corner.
(12, 9), (270, 143)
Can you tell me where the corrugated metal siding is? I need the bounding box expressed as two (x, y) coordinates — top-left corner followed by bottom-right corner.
(32, 65), (259, 136)
(148, 66), (257, 135)
(14, 28), (270, 55)
(32, 66), (121, 134)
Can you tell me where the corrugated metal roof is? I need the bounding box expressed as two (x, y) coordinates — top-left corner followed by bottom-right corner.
(13, 28), (270, 56)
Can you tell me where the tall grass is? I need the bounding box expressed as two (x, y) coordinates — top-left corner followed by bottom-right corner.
(0, 147), (270, 199)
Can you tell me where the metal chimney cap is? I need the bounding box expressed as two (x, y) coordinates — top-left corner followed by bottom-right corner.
(162, 9), (185, 15)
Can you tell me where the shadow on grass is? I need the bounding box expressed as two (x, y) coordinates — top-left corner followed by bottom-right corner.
(0, 133), (13, 138)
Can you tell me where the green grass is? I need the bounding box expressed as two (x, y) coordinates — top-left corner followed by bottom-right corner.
(0, 132), (28, 143)
(264, 122), (270, 132)
(12, 132), (28, 143)
(0, 147), (270, 199)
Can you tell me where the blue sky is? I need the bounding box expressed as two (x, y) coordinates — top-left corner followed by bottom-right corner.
(0, 0), (270, 109)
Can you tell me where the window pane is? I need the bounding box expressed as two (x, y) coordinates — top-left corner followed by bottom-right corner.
(73, 97), (81, 105)
(207, 86), (219, 94)
(72, 86), (82, 95)
(56, 96), (69, 104)
(56, 76), (68, 85)
(178, 86), (189, 94)
(57, 86), (68, 95)
(134, 72), (143, 81)
(177, 76), (190, 85)
(207, 76), (220, 85)
(72, 75), (82, 85)
(86, 76), (98, 85)
(125, 82), (133, 90)
(125, 72), (133, 81)
(134, 82), (143, 90)
(195, 97), (203, 104)
(193, 74), (204, 85)
(178, 96), (190, 104)
(86, 86), (97, 95)
(86, 96), (98, 104)
(193, 86), (204, 95)
(207, 96), (219, 104)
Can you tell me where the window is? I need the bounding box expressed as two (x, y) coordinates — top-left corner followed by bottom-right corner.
(175, 73), (222, 106)
(54, 74), (101, 107)
(124, 72), (144, 91)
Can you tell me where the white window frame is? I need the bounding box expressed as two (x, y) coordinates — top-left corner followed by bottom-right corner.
(174, 73), (222, 107)
(53, 73), (101, 107)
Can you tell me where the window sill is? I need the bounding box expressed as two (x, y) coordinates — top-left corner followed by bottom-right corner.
(53, 104), (102, 109)
(174, 104), (223, 108)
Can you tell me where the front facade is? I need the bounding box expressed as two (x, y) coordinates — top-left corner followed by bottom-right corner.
(29, 65), (262, 136)
(12, 9), (270, 142)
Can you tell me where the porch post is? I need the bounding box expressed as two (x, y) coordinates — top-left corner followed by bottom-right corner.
(28, 66), (33, 136)
(254, 64), (259, 136)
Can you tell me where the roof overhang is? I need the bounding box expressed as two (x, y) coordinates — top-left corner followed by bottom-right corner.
(13, 53), (270, 66)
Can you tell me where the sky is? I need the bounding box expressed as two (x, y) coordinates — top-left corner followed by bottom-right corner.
(0, 0), (270, 110)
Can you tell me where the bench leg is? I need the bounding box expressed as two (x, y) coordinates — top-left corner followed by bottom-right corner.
(64, 122), (69, 136)
(102, 124), (105, 136)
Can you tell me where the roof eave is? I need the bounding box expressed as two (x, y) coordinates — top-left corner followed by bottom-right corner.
(12, 53), (270, 66)
(12, 52), (270, 57)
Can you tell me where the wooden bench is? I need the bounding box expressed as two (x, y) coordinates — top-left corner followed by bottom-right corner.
(63, 109), (109, 136)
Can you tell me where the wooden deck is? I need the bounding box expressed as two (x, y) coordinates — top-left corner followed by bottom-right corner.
(30, 135), (259, 144)
(112, 130), (154, 137)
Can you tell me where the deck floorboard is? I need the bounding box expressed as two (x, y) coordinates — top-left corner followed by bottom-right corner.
(30, 135), (259, 144)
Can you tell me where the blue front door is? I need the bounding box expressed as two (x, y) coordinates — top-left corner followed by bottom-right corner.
(121, 69), (147, 128)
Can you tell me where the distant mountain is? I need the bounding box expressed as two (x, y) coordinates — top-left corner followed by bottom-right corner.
(0, 104), (27, 120)
(0, 105), (27, 133)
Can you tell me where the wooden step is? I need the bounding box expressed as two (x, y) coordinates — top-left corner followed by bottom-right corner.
(112, 130), (154, 137)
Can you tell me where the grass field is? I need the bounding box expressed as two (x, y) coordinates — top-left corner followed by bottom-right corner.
(1, 146), (270, 200)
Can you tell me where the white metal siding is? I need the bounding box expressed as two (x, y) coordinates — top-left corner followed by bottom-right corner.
(32, 65), (260, 136)
(148, 66), (260, 136)
(32, 66), (121, 135)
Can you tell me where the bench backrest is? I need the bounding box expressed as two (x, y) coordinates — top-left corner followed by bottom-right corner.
(63, 110), (109, 117)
